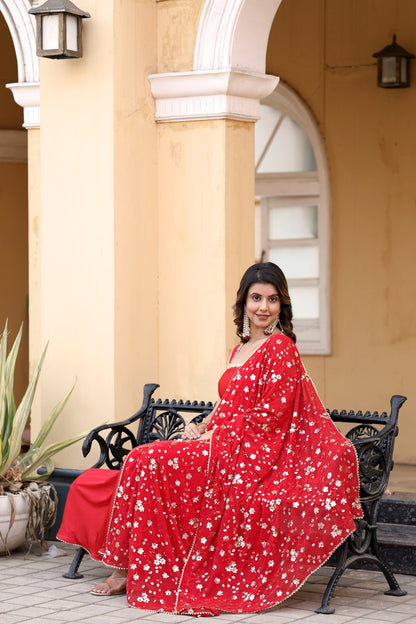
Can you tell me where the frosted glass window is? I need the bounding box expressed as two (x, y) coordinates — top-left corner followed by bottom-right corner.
(270, 205), (318, 240)
(255, 83), (331, 353)
(269, 245), (319, 279)
(66, 15), (79, 52)
(42, 15), (60, 50)
(255, 106), (283, 167)
(290, 285), (319, 319)
(257, 110), (316, 174)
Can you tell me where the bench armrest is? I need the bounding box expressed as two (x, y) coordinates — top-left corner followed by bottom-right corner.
(82, 383), (159, 469)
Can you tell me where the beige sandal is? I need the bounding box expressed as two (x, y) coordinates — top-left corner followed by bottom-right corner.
(91, 575), (127, 596)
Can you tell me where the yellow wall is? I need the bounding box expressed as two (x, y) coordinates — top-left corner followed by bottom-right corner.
(267, 0), (416, 463)
(0, 14), (28, 403)
(34, 1), (118, 467)
(31, 0), (160, 469)
(113, 0), (158, 420)
(157, 0), (204, 73)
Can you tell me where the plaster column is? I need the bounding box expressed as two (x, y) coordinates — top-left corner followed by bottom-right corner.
(157, 118), (255, 400)
(35, 0), (158, 469)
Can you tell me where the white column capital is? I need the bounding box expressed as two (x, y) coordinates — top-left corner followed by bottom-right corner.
(148, 69), (279, 123)
(6, 82), (40, 129)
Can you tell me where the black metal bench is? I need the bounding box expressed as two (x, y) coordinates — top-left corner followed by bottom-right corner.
(63, 384), (407, 614)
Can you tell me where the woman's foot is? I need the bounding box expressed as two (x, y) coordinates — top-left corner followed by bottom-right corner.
(91, 569), (127, 596)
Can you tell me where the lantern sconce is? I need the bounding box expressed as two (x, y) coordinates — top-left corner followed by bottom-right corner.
(29, 0), (91, 59)
(372, 35), (415, 88)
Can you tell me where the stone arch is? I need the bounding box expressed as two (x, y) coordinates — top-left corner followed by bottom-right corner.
(0, 0), (39, 128)
(194, 0), (283, 74)
(150, 0), (283, 122)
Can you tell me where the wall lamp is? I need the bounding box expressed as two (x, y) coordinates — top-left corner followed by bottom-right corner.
(373, 35), (414, 88)
(29, 0), (90, 59)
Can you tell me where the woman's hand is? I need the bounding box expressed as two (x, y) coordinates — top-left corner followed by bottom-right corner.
(182, 422), (207, 440)
(197, 430), (214, 442)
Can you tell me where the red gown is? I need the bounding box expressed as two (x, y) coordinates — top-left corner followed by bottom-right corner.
(58, 335), (362, 615)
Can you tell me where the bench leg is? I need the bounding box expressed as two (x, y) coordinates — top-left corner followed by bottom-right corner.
(315, 546), (407, 615)
(375, 556), (408, 597)
(367, 518), (407, 597)
(62, 546), (87, 579)
(314, 542), (348, 614)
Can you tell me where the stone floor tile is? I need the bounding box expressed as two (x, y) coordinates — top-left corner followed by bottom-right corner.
(0, 565), (40, 576)
(81, 617), (142, 624)
(239, 617), (294, 624)
(329, 605), (378, 617)
(358, 610), (412, 622)
(239, 614), (304, 624)
(0, 614), (29, 624)
(288, 616), (355, 624)
(358, 621), (402, 624)
(1, 584), (52, 596)
(264, 606), (316, 619)
(112, 610), (158, 620)
(0, 602), (27, 614)
(55, 591), (113, 604)
(2, 593), (56, 607)
(212, 614), (268, 622)
(386, 604), (416, 615)
(7, 606), (60, 619)
(35, 598), (89, 611)
(332, 587), (378, 597)
(22, 620), (67, 624)
(41, 612), (93, 623)
(0, 576), (39, 587)
(29, 578), (85, 590)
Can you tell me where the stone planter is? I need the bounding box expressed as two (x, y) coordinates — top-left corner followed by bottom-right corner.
(0, 492), (30, 554)
(0, 483), (55, 554)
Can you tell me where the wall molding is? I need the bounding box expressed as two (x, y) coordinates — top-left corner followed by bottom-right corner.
(149, 69), (279, 122)
(6, 82), (40, 129)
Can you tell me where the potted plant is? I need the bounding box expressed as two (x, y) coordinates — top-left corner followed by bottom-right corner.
(0, 321), (85, 554)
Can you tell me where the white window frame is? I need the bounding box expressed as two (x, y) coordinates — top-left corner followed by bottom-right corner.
(255, 82), (331, 355)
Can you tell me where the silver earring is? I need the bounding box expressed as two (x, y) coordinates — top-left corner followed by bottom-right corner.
(242, 307), (250, 340)
(264, 319), (278, 336)
(277, 317), (284, 334)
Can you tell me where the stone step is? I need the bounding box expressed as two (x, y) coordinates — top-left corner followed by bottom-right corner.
(378, 522), (416, 546)
(377, 522), (416, 575)
(379, 498), (416, 525)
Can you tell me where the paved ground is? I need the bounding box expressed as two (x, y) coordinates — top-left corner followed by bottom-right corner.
(0, 542), (415, 624)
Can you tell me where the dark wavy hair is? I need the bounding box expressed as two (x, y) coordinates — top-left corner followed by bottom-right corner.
(233, 262), (296, 343)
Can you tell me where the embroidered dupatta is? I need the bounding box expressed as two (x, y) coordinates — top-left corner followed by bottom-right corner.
(104, 334), (362, 615)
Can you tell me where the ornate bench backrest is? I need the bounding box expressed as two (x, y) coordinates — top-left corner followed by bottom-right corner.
(136, 398), (213, 446)
(83, 384), (213, 470)
(328, 395), (406, 503)
(83, 384), (406, 484)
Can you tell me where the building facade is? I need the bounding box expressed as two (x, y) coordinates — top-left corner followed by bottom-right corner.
(0, 0), (415, 469)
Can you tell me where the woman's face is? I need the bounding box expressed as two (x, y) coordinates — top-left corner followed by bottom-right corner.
(245, 282), (281, 335)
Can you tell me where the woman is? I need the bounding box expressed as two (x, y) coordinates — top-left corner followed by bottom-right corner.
(58, 262), (362, 615)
